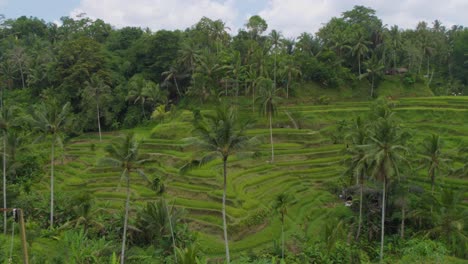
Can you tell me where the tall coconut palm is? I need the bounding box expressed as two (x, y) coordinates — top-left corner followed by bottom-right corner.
(127, 75), (156, 119)
(82, 74), (111, 142)
(181, 106), (251, 263)
(281, 56), (302, 99)
(421, 134), (449, 194)
(269, 30), (283, 86)
(256, 78), (280, 163)
(273, 192), (292, 259)
(360, 54), (385, 98)
(352, 33), (371, 75)
(0, 105), (17, 234)
(101, 133), (147, 264)
(29, 101), (71, 229)
(344, 116), (368, 240)
(364, 112), (408, 262)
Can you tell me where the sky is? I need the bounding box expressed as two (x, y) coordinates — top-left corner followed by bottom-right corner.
(2, 0), (468, 37)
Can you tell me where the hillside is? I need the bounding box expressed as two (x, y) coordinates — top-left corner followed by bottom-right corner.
(44, 95), (468, 259)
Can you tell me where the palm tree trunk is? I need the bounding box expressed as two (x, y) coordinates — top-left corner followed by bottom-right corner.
(274, 50), (277, 88)
(50, 134), (55, 229)
(141, 102), (146, 119)
(3, 131), (6, 234)
(121, 175), (130, 264)
(358, 55), (361, 76)
(371, 75), (375, 98)
(164, 200), (177, 264)
(281, 219), (285, 259)
(222, 158), (230, 263)
(19, 65), (25, 89)
(400, 205), (405, 239)
(380, 178), (386, 263)
(356, 181), (363, 240)
(96, 102), (102, 142)
(173, 76), (182, 97)
(287, 72), (291, 99)
(252, 86), (255, 113)
(269, 112), (274, 163)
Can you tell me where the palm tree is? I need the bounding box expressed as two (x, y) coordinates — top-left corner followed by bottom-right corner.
(269, 30), (283, 87)
(421, 134), (449, 194)
(177, 41), (200, 81)
(29, 101), (71, 229)
(352, 33), (371, 75)
(82, 74), (111, 142)
(0, 105), (17, 234)
(388, 25), (402, 69)
(364, 110), (408, 262)
(142, 82), (167, 111)
(127, 75), (155, 119)
(344, 116), (368, 240)
(360, 54), (385, 98)
(151, 177), (177, 263)
(281, 56), (302, 99)
(162, 66), (183, 97)
(256, 78), (280, 163)
(273, 193), (292, 259)
(101, 133), (147, 264)
(181, 106), (251, 263)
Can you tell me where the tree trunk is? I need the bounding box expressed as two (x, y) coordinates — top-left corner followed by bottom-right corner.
(371, 75), (375, 98)
(358, 55), (361, 76)
(281, 220), (285, 259)
(400, 204), (405, 239)
(430, 169), (435, 194)
(50, 134), (55, 229)
(274, 50), (277, 89)
(141, 102), (146, 119)
(121, 174), (130, 264)
(3, 131), (6, 234)
(173, 76), (182, 97)
(222, 158), (230, 263)
(269, 112), (275, 163)
(356, 180), (363, 240)
(19, 65), (25, 89)
(164, 199), (177, 264)
(286, 72), (291, 99)
(380, 178), (386, 263)
(252, 87), (255, 113)
(97, 102), (102, 142)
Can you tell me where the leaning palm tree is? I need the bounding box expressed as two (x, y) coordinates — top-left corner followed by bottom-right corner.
(181, 105), (251, 263)
(101, 133), (147, 264)
(29, 101), (71, 229)
(162, 66), (183, 97)
(273, 192), (292, 259)
(256, 78), (280, 163)
(363, 111), (408, 263)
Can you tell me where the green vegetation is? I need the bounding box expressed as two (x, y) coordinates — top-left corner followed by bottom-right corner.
(0, 5), (467, 264)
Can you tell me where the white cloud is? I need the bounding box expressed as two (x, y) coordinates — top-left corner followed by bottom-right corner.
(258, 0), (468, 38)
(71, 0), (239, 32)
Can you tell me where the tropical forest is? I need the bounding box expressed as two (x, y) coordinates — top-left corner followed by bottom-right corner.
(0, 5), (467, 264)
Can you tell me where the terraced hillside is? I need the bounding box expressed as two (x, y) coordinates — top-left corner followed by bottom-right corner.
(51, 96), (468, 256)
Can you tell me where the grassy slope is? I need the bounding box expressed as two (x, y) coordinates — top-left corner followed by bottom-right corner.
(40, 82), (468, 258)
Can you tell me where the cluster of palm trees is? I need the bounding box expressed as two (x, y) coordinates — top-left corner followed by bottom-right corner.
(343, 100), (465, 262)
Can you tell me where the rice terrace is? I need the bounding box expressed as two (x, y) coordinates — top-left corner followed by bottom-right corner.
(0, 1), (467, 263)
